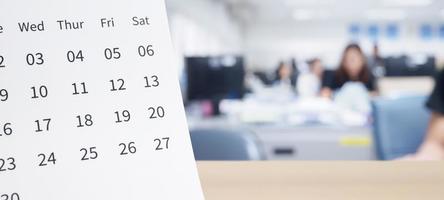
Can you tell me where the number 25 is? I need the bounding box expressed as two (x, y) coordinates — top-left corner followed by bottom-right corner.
(80, 147), (98, 161)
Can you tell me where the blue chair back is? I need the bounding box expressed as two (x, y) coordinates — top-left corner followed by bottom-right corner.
(372, 96), (430, 160)
(190, 129), (264, 160)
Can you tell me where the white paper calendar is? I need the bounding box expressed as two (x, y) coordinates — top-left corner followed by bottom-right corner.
(0, 0), (204, 199)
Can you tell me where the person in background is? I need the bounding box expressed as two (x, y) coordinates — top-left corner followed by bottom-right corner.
(321, 43), (377, 98)
(274, 61), (296, 88)
(404, 70), (444, 160)
(368, 43), (386, 77)
(290, 58), (300, 86)
(308, 58), (324, 81)
(297, 58), (324, 97)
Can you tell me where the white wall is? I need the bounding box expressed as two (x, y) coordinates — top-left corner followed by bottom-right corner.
(244, 20), (444, 71)
(165, 0), (244, 95)
(164, 0), (444, 72)
(166, 0), (243, 57)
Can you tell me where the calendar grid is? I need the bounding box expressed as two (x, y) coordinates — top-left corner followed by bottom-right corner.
(0, 0), (203, 199)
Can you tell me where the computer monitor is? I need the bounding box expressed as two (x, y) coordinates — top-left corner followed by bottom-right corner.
(186, 56), (245, 101)
(384, 55), (436, 77)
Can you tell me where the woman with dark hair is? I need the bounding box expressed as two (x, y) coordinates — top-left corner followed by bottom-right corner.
(274, 61), (296, 88)
(321, 43), (377, 98)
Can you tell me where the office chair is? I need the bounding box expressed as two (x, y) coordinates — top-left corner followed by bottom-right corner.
(190, 128), (265, 160)
(372, 95), (430, 160)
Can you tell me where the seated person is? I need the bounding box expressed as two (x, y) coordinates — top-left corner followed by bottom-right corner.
(404, 70), (444, 160)
(297, 58), (324, 97)
(274, 61), (296, 88)
(309, 58), (324, 81)
(321, 44), (377, 98)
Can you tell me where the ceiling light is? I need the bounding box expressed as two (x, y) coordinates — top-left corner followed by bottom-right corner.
(365, 9), (407, 20)
(292, 9), (314, 21)
(285, 0), (334, 6)
(381, 0), (433, 7)
(292, 9), (330, 21)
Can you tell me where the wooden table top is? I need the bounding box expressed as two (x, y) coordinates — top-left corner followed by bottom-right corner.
(197, 161), (444, 200)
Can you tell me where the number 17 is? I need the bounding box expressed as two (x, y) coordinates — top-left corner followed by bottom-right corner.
(35, 118), (51, 132)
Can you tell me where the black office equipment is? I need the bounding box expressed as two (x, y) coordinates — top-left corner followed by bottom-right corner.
(186, 56), (245, 101)
(321, 70), (336, 88)
(253, 71), (273, 86)
(384, 55), (437, 77)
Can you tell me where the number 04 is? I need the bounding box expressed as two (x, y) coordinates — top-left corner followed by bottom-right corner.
(67, 50), (84, 63)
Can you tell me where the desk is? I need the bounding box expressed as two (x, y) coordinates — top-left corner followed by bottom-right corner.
(189, 117), (375, 160)
(198, 161), (444, 200)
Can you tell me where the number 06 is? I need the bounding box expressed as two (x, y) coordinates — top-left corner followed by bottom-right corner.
(138, 45), (154, 57)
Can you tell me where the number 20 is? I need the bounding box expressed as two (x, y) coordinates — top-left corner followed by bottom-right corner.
(148, 106), (165, 119)
(0, 193), (20, 200)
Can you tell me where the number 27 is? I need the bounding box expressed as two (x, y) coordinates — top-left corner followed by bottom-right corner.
(154, 137), (170, 151)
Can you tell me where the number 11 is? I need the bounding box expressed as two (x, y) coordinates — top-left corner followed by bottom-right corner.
(72, 82), (88, 95)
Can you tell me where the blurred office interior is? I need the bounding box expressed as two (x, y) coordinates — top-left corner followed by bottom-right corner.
(165, 0), (444, 160)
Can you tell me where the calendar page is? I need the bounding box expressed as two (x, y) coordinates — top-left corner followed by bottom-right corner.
(0, 0), (204, 199)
